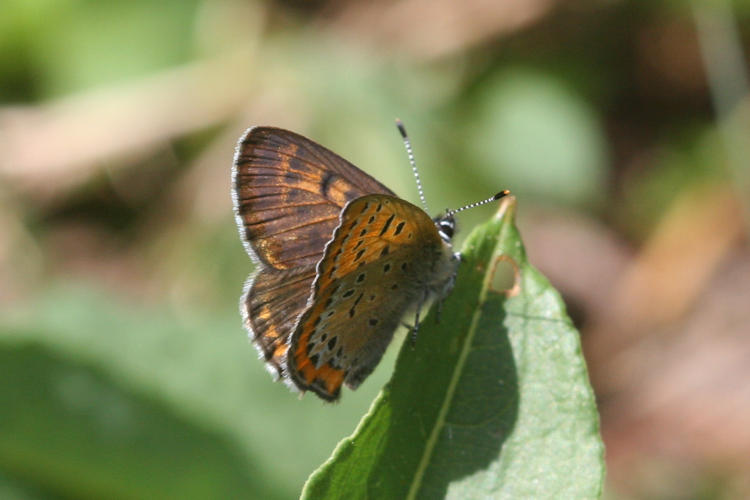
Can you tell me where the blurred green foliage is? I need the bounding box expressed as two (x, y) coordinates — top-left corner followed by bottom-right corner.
(0, 0), (199, 100)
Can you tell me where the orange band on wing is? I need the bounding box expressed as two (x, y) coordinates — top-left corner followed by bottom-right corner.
(293, 330), (346, 397)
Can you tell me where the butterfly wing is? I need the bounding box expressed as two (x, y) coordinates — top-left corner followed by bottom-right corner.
(287, 194), (449, 400)
(233, 127), (395, 377)
(233, 126), (395, 270)
(240, 267), (317, 377)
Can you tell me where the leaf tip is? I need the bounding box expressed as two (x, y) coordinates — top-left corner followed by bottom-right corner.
(493, 193), (517, 222)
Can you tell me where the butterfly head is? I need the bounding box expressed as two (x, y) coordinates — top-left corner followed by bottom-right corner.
(434, 213), (456, 244)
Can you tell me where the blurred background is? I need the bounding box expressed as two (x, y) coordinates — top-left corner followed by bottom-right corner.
(1, 0), (749, 498)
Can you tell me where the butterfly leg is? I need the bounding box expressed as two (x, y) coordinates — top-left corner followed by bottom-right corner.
(401, 316), (422, 349)
(401, 319), (421, 348)
(402, 322), (417, 348)
(406, 289), (432, 347)
(410, 308), (421, 347)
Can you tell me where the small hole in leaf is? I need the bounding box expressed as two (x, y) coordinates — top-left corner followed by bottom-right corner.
(489, 255), (520, 297)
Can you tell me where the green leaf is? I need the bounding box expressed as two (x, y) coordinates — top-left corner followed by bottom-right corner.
(0, 337), (282, 500)
(301, 197), (605, 499)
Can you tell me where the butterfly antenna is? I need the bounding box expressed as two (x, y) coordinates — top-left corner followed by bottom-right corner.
(446, 190), (511, 217)
(395, 119), (429, 213)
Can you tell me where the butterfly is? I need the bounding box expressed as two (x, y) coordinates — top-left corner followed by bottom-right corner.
(232, 123), (507, 401)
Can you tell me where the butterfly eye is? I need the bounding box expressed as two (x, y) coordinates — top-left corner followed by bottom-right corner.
(436, 217), (455, 242)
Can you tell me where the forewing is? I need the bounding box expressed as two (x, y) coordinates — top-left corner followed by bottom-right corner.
(287, 194), (443, 400)
(233, 126), (395, 270)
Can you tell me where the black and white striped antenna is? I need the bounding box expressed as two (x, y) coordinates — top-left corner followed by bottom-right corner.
(395, 119), (510, 218)
(446, 190), (511, 218)
(395, 119), (429, 213)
